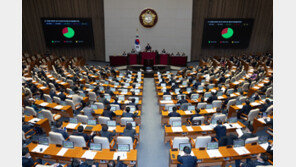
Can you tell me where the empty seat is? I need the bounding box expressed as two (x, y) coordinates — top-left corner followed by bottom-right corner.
(77, 115), (89, 124)
(69, 135), (86, 147)
(49, 131), (65, 145)
(117, 136), (134, 150)
(25, 106), (37, 116)
(98, 116), (110, 125)
(171, 137), (190, 149)
(195, 136), (211, 148)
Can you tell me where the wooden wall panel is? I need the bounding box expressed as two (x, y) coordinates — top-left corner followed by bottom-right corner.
(191, 0), (273, 61)
(22, 0), (105, 61)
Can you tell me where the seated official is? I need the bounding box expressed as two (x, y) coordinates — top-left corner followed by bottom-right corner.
(53, 121), (69, 140)
(240, 153), (271, 167)
(177, 146), (198, 167)
(72, 126), (90, 143)
(260, 99), (272, 112)
(122, 107), (138, 118)
(22, 147), (40, 167)
(161, 49), (166, 53)
(128, 98), (139, 110)
(218, 133), (238, 146)
(190, 108), (202, 123)
(168, 107), (181, 117)
(82, 102), (95, 118)
(207, 92), (218, 104)
(49, 88), (57, 99)
(237, 99), (252, 119)
(214, 120), (227, 140)
(69, 158), (98, 167)
(123, 123), (136, 141)
(58, 89), (67, 101)
(97, 124), (116, 142)
(177, 96), (188, 106)
(111, 97), (121, 106)
(163, 89), (171, 95)
(103, 105), (116, 120)
(251, 92), (261, 101)
(97, 93), (105, 103)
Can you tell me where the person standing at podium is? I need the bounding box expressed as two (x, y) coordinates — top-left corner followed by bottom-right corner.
(145, 43), (152, 52)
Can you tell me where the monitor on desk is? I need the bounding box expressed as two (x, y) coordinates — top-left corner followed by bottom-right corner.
(39, 137), (49, 145)
(211, 119), (217, 125)
(129, 107), (136, 113)
(105, 95), (111, 101)
(63, 141), (74, 148)
(249, 98), (255, 103)
(227, 89), (234, 95)
(186, 87), (192, 93)
(90, 143), (102, 151)
(236, 100), (242, 105)
(201, 79), (206, 83)
(206, 104), (213, 109)
(262, 112), (267, 118)
(217, 91), (223, 97)
(192, 119), (202, 126)
(60, 101), (67, 106)
(107, 120), (116, 127)
(182, 81), (187, 86)
(179, 143), (191, 151)
(127, 121), (136, 127)
(259, 136), (269, 144)
(208, 85), (214, 89)
(80, 93), (86, 97)
(188, 105), (195, 111)
(161, 83), (166, 87)
(172, 121), (182, 127)
(110, 106), (116, 111)
(91, 105), (97, 110)
(135, 89), (140, 93)
(122, 89), (128, 93)
(69, 118), (78, 124)
(234, 139), (245, 147)
(118, 144), (130, 152)
(118, 95), (125, 101)
(99, 86), (104, 91)
(89, 85), (94, 89)
(87, 120), (96, 125)
(198, 86), (203, 90)
(205, 93), (211, 98)
(191, 94), (199, 100)
(261, 95), (266, 100)
(168, 106), (173, 112)
(37, 113), (44, 119)
(110, 87), (116, 92)
(207, 142), (219, 150)
(228, 117), (237, 123)
(164, 96), (172, 101)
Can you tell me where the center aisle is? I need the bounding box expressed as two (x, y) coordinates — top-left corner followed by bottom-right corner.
(138, 78), (169, 167)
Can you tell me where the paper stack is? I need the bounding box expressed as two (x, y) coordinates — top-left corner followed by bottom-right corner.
(113, 152), (127, 160)
(206, 149), (222, 158)
(81, 150), (97, 159)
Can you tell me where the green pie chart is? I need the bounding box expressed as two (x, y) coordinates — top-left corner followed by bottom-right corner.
(221, 28), (234, 39)
(62, 27), (75, 38)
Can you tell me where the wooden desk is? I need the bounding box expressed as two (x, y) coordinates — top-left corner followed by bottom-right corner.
(25, 115), (51, 135)
(163, 121), (245, 143)
(27, 143), (137, 167)
(227, 100), (264, 119)
(169, 143), (267, 167)
(35, 100), (73, 117)
(252, 116), (273, 133)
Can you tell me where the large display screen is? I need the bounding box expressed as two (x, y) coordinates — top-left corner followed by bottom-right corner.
(202, 18), (254, 49)
(41, 18), (94, 47)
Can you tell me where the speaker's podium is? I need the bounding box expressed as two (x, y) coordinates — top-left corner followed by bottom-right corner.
(143, 58), (154, 78)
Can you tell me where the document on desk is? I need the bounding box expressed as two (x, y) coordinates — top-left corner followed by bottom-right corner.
(86, 88), (92, 92)
(260, 143), (269, 150)
(113, 152), (127, 160)
(28, 118), (41, 124)
(66, 123), (78, 129)
(54, 105), (64, 110)
(172, 127), (183, 132)
(236, 105), (243, 109)
(257, 118), (266, 124)
(32, 144), (49, 153)
(251, 102), (261, 106)
(160, 100), (174, 104)
(233, 81), (239, 85)
(206, 149), (222, 158)
(231, 123), (242, 129)
(67, 95), (73, 98)
(179, 151), (194, 156)
(108, 127), (117, 131)
(236, 128), (244, 138)
(253, 86), (260, 90)
(223, 123), (232, 129)
(186, 126), (194, 131)
(230, 94), (237, 98)
(57, 148), (68, 156)
(81, 150), (97, 160)
(218, 96), (224, 100)
(40, 86), (47, 90)
(234, 147), (250, 155)
(40, 102), (49, 107)
(184, 110), (192, 115)
(205, 109), (215, 113)
(200, 125), (213, 131)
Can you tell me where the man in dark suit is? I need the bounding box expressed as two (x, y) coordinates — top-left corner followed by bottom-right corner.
(72, 126), (90, 143)
(240, 153), (271, 167)
(237, 100), (252, 119)
(111, 97), (121, 106)
(53, 121), (69, 140)
(123, 123), (136, 141)
(22, 147), (35, 167)
(58, 89), (67, 101)
(122, 107), (138, 118)
(97, 124), (116, 142)
(128, 98), (139, 110)
(102, 105), (116, 120)
(177, 96), (188, 106)
(177, 146), (198, 167)
(145, 43), (152, 51)
(218, 133), (238, 146)
(168, 107), (181, 117)
(213, 120), (227, 140)
(207, 92), (218, 104)
(260, 99), (272, 112)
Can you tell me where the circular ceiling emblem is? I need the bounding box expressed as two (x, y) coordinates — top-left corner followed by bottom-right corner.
(139, 8), (158, 28)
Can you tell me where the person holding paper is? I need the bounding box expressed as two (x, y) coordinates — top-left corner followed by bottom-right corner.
(177, 146), (198, 167)
(168, 107), (181, 117)
(53, 121), (69, 140)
